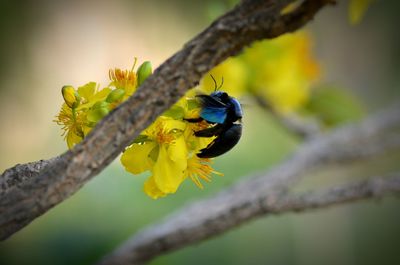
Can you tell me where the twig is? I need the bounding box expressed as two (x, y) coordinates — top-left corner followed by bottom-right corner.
(98, 172), (400, 265)
(0, 0), (333, 240)
(278, 173), (400, 211)
(253, 94), (322, 138)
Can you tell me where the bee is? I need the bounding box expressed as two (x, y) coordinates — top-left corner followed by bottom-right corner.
(187, 76), (243, 158)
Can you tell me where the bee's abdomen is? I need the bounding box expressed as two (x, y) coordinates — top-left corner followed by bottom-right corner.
(197, 123), (242, 158)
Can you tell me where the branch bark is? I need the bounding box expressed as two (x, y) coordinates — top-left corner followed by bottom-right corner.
(97, 105), (400, 265)
(0, 0), (333, 240)
(0, 157), (60, 196)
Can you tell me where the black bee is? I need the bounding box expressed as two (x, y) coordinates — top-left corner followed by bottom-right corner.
(187, 77), (243, 158)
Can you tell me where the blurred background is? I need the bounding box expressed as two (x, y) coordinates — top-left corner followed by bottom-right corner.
(0, 0), (400, 264)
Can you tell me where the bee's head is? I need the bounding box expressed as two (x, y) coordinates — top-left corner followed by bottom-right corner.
(211, 91), (228, 101)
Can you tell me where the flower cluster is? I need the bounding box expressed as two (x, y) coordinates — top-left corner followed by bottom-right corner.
(55, 83), (112, 148)
(120, 101), (223, 199)
(198, 31), (320, 113)
(55, 32), (321, 199)
(55, 60), (222, 199)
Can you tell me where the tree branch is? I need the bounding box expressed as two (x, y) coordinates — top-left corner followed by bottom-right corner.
(0, 157), (61, 196)
(277, 173), (400, 212)
(97, 105), (400, 265)
(0, 0), (333, 240)
(98, 174), (400, 265)
(253, 94), (322, 138)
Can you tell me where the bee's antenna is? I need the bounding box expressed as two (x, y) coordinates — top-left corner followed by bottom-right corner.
(218, 76), (224, 90)
(210, 74), (218, 92)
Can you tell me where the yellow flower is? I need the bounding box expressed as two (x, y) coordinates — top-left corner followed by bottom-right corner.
(121, 117), (188, 198)
(76, 82), (111, 108)
(121, 99), (223, 199)
(54, 103), (87, 148)
(198, 31), (319, 114)
(108, 60), (152, 102)
(54, 82), (111, 148)
(55, 60), (152, 149)
(242, 31), (320, 113)
(109, 62), (138, 100)
(56, 60), (225, 199)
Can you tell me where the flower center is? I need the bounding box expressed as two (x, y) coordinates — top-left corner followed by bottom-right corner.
(155, 128), (175, 144)
(54, 106), (86, 137)
(109, 68), (136, 87)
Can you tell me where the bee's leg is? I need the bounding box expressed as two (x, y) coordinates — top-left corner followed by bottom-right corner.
(194, 123), (224, 137)
(184, 117), (203, 123)
(197, 123), (242, 158)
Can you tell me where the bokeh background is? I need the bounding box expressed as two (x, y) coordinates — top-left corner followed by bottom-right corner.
(1, 0), (400, 264)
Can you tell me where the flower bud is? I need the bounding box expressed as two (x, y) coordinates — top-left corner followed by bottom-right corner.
(106, 88), (125, 103)
(87, 101), (110, 122)
(137, 61), (152, 86)
(62, 85), (80, 108)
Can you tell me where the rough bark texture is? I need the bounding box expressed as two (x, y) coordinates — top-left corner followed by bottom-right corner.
(0, 0), (333, 240)
(97, 105), (400, 265)
(0, 157), (60, 196)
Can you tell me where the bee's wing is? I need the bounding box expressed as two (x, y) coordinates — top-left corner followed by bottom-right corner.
(196, 94), (227, 108)
(196, 95), (228, 124)
(200, 106), (228, 124)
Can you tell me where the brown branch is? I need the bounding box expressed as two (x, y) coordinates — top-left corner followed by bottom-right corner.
(0, 157), (61, 196)
(97, 173), (400, 265)
(96, 105), (400, 265)
(278, 173), (400, 211)
(0, 0), (333, 240)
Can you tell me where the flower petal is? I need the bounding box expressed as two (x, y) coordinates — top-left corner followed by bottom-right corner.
(156, 116), (186, 132)
(168, 136), (188, 162)
(91, 87), (112, 102)
(66, 130), (82, 149)
(153, 145), (186, 194)
(144, 176), (166, 199)
(77, 82), (96, 100)
(82, 125), (93, 137)
(193, 135), (215, 153)
(121, 142), (155, 175)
